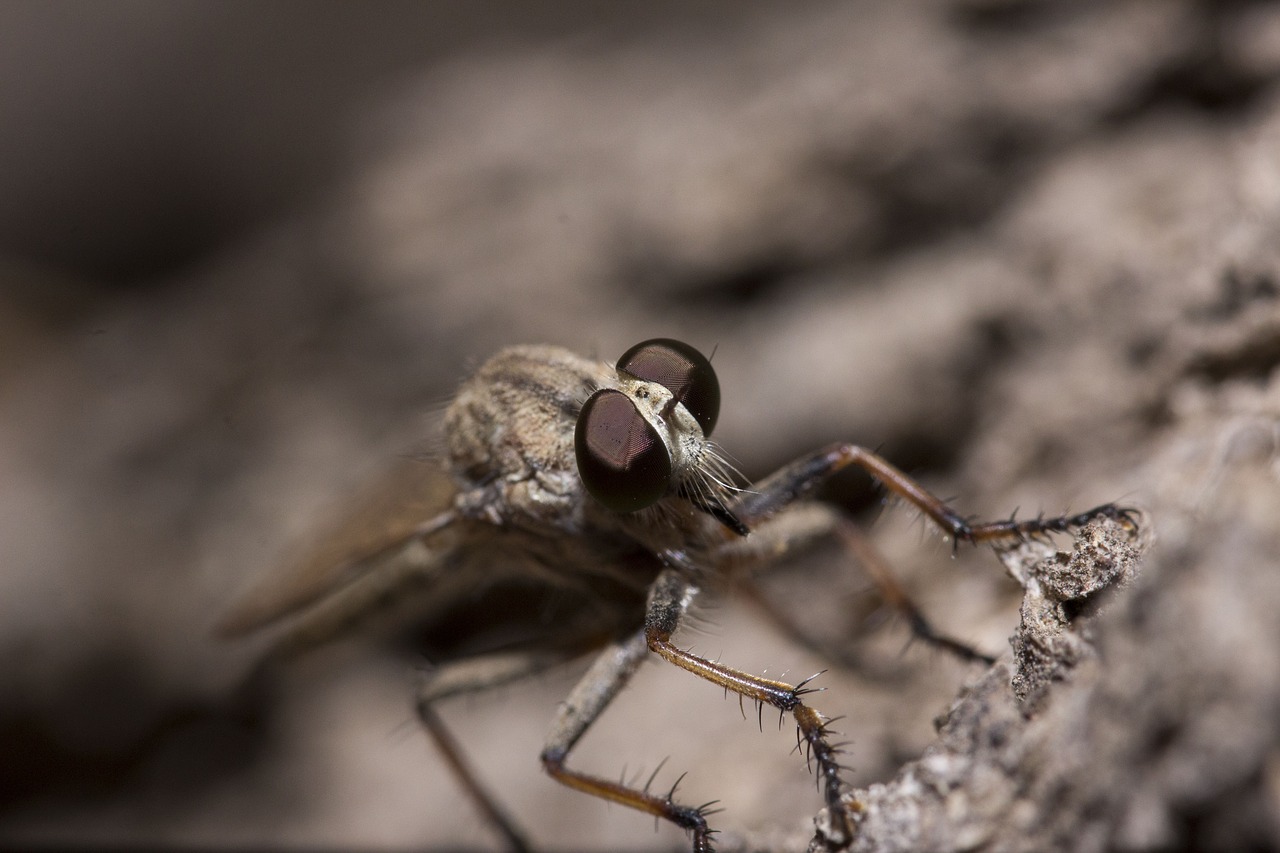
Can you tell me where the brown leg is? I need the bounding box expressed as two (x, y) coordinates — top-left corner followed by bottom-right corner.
(833, 520), (995, 664)
(539, 570), (855, 851)
(419, 704), (532, 852)
(722, 501), (993, 668)
(732, 442), (1137, 546)
(539, 629), (721, 852)
(417, 651), (577, 853)
(643, 570), (854, 849)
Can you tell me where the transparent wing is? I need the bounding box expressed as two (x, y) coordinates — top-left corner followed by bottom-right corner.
(215, 455), (458, 639)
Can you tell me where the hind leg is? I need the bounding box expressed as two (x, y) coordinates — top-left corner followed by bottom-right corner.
(417, 650), (583, 852)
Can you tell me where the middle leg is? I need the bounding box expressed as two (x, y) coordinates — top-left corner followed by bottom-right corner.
(717, 501), (994, 667)
(539, 567), (857, 851)
(642, 569), (854, 849)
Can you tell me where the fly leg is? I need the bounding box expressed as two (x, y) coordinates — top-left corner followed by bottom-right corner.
(418, 651), (579, 853)
(540, 628), (729, 852)
(833, 519), (995, 664)
(543, 570), (857, 851)
(723, 443), (1137, 662)
(718, 501), (993, 668)
(732, 442), (1138, 547)
(643, 569), (855, 849)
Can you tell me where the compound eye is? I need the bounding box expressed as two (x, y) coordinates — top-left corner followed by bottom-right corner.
(615, 338), (720, 436)
(575, 389), (672, 513)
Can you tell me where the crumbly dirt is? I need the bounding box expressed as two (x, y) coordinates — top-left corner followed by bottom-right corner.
(2, 2), (1279, 851)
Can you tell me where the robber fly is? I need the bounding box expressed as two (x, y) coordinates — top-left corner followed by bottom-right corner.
(218, 339), (1135, 852)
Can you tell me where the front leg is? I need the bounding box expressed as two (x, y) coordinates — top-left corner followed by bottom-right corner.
(733, 442), (1137, 544)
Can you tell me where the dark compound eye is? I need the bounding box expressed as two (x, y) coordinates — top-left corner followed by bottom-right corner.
(615, 338), (720, 436)
(575, 389), (673, 513)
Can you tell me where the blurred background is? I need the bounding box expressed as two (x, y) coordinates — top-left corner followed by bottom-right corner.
(2, 1), (1280, 850)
